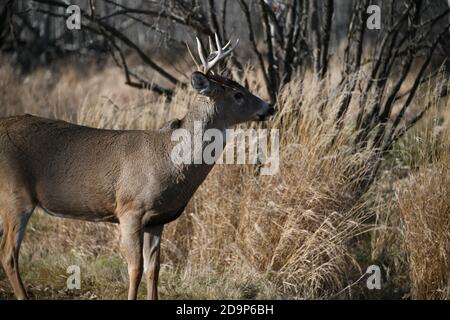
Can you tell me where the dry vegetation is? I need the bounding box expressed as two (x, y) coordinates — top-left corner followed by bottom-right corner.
(0, 58), (449, 300)
(395, 118), (450, 299)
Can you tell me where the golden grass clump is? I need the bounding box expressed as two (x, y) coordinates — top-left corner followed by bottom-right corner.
(395, 124), (450, 299)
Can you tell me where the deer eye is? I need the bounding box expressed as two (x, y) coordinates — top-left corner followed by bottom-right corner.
(234, 92), (244, 103)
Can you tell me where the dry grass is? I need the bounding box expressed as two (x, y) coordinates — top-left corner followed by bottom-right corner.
(0, 58), (449, 299)
(369, 81), (450, 300)
(395, 117), (450, 299)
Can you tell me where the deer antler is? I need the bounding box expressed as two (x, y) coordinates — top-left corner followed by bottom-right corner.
(186, 33), (239, 74)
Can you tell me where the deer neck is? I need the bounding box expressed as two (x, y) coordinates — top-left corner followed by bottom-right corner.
(172, 97), (229, 185)
(181, 97), (228, 135)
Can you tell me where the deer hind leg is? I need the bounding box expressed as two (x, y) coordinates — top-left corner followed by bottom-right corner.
(143, 225), (163, 300)
(0, 204), (34, 300)
(0, 158), (35, 300)
(119, 216), (144, 300)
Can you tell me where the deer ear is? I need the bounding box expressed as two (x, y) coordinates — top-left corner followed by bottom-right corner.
(191, 71), (210, 95)
(220, 68), (232, 79)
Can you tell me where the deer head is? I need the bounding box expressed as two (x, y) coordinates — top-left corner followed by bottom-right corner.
(187, 33), (275, 126)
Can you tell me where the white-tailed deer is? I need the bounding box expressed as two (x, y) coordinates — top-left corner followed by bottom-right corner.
(0, 34), (274, 300)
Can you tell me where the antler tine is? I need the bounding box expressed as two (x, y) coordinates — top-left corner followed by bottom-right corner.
(224, 38), (239, 54)
(208, 36), (215, 55)
(185, 41), (201, 71)
(214, 33), (222, 56)
(196, 37), (208, 73)
(215, 33), (239, 54)
(222, 39), (232, 50)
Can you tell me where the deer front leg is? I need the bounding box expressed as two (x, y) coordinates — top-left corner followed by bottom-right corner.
(143, 225), (163, 300)
(119, 216), (144, 300)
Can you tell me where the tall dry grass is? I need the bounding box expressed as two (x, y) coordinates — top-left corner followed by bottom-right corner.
(369, 78), (450, 300)
(0, 59), (449, 299)
(394, 111), (450, 299)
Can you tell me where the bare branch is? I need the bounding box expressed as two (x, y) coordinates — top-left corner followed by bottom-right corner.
(238, 0), (273, 102)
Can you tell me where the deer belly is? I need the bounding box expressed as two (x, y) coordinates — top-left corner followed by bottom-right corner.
(36, 184), (118, 223)
(40, 205), (118, 223)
